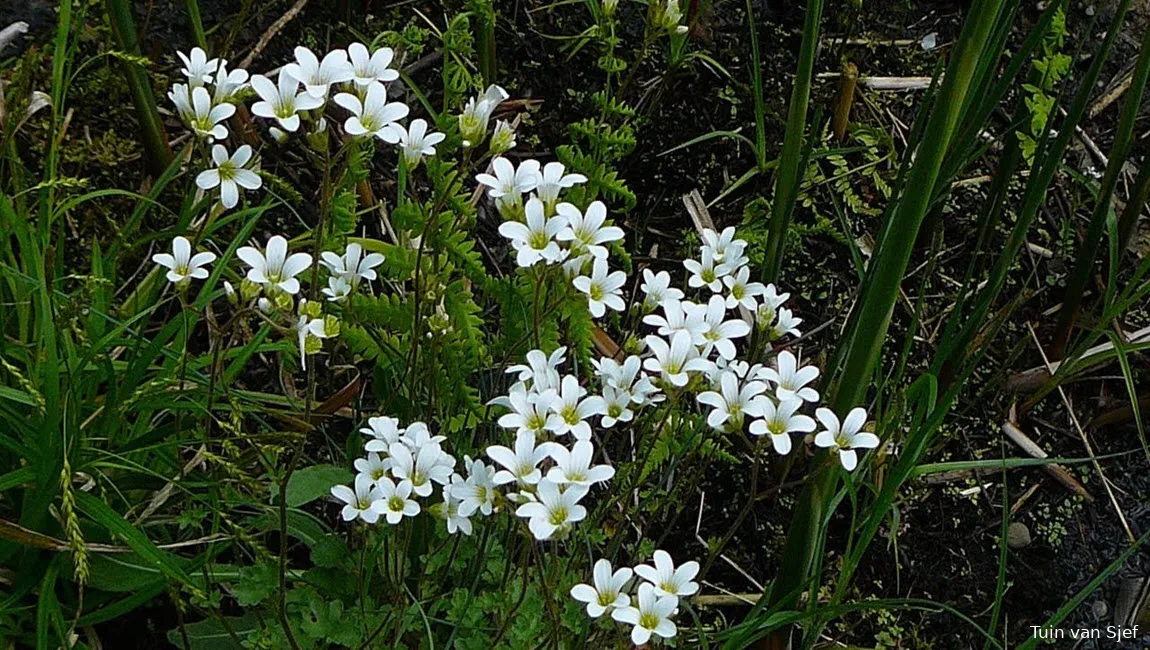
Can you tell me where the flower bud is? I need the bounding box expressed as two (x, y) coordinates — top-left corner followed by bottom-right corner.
(489, 119), (517, 156)
(223, 281), (238, 306)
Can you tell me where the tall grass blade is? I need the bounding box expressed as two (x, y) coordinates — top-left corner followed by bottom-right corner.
(754, 0), (1010, 641)
(761, 0), (823, 282)
(1051, 20), (1150, 357)
(104, 0), (174, 174)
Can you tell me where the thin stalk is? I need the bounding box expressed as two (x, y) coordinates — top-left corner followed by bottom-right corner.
(940, 0), (1132, 376)
(104, 0), (173, 174)
(762, 0), (824, 282)
(474, 0), (497, 85)
(831, 0), (1004, 411)
(1051, 20), (1150, 358)
(761, 0), (1007, 625)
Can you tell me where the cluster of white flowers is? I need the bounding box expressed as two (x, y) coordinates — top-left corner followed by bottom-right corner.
(484, 346), (634, 540)
(570, 551), (698, 645)
(483, 157), (632, 320)
(158, 43), (481, 369)
(330, 417), (480, 533)
(643, 227), (877, 470)
(489, 215), (879, 473)
(167, 44), (446, 210)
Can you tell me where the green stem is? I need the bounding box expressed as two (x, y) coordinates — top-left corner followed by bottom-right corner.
(761, 0), (823, 282)
(104, 0), (173, 175)
(1051, 19), (1150, 358)
(762, 0), (1007, 620)
(185, 0), (208, 50)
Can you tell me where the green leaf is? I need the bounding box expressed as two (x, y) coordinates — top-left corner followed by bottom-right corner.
(285, 464), (352, 508)
(232, 561), (279, 607)
(75, 492), (197, 591)
(310, 534), (352, 569)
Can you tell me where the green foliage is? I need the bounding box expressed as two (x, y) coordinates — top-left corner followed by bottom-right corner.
(1017, 7), (1069, 162)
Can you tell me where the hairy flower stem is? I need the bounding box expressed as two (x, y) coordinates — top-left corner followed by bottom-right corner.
(275, 142), (336, 650)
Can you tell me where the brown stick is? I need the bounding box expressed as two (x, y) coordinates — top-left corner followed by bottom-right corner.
(238, 0), (311, 69)
(1000, 420), (1094, 501)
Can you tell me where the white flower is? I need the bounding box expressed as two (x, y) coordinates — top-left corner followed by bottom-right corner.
(477, 157), (540, 213)
(747, 397), (813, 455)
(169, 84), (233, 141)
(398, 421), (447, 450)
(761, 284), (790, 312)
(497, 385), (561, 438)
(177, 47), (218, 87)
(632, 375), (664, 405)
(769, 307), (803, 340)
(723, 265), (766, 311)
(593, 355), (642, 392)
(556, 201), (623, 259)
(152, 236), (215, 285)
(611, 583), (679, 646)
(506, 347), (565, 393)
(814, 407), (878, 471)
(572, 258), (626, 318)
(330, 473), (385, 524)
(701, 227), (748, 268)
(439, 488), (473, 535)
(514, 479), (588, 540)
(354, 452), (391, 485)
(640, 269), (684, 309)
(250, 69), (324, 132)
(643, 331), (711, 387)
(459, 84), (508, 145)
(211, 61), (249, 103)
(696, 370), (767, 430)
(196, 144), (261, 209)
(295, 309), (333, 371)
(692, 294), (752, 360)
(450, 456), (498, 516)
(643, 298), (705, 338)
(322, 275), (353, 301)
(654, 0), (690, 35)
(598, 385), (635, 427)
(388, 441), (452, 497)
(396, 118), (445, 168)
(544, 440), (615, 486)
(535, 162), (587, 208)
(375, 476), (421, 524)
(285, 46), (353, 98)
(635, 549), (700, 598)
(333, 82), (408, 142)
(320, 242), (385, 286)
(684, 246), (732, 293)
(362, 416), (404, 452)
(547, 375), (605, 440)
(570, 559), (632, 618)
(760, 350), (819, 402)
(487, 431), (551, 486)
(347, 42), (398, 87)
(497, 197), (568, 267)
(237, 235), (312, 295)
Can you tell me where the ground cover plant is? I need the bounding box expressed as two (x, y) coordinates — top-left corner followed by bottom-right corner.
(0, 0), (1149, 648)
